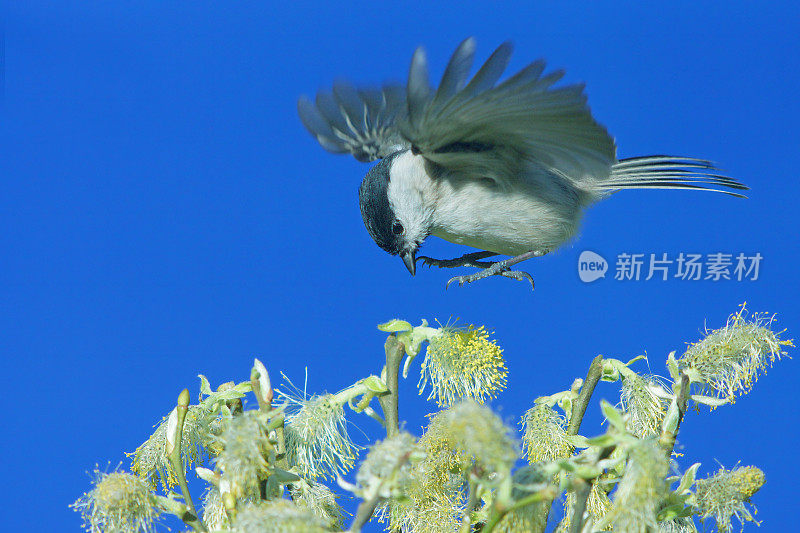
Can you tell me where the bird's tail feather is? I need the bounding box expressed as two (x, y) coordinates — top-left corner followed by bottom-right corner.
(597, 156), (748, 198)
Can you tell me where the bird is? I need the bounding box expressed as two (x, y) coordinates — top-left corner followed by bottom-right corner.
(297, 38), (747, 288)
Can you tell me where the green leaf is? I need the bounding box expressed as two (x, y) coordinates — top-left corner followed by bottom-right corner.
(198, 374), (213, 397)
(625, 354), (647, 367)
(264, 476), (282, 499)
(234, 381), (253, 393)
(195, 467), (219, 485)
(153, 494), (187, 517)
(361, 375), (389, 394)
(690, 394), (729, 407)
(557, 396), (574, 418)
(573, 465), (603, 479)
(600, 399), (626, 430)
(566, 434), (590, 448)
(684, 367), (703, 383)
(377, 319), (413, 332)
(554, 459), (576, 473)
(657, 503), (695, 521)
(402, 354), (415, 379)
(396, 331), (423, 357)
(662, 402), (680, 434)
(677, 463), (701, 493)
(212, 389), (247, 402)
(252, 358), (272, 402)
(585, 433), (617, 447)
(272, 468), (302, 484)
(666, 351), (680, 381)
(200, 383), (252, 412)
(601, 360), (622, 382)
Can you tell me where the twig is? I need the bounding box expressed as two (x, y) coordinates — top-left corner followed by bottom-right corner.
(531, 355), (604, 533)
(347, 336), (406, 531)
(480, 503), (508, 533)
(569, 479), (591, 533)
(168, 389), (207, 532)
(568, 355), (604, 436)
(348, 450), (413, 532)
(659, 372), (691, 455)
(377, 336), (405, 437)
(275, 424), (289, 470)
(460, 477), (481, 533)
(481, 489), (554, 533)
(250, 367), (272, 411)
(350, 495), (382, 532)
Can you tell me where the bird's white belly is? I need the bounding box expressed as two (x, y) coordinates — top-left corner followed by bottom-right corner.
(430, 180), (581, 256)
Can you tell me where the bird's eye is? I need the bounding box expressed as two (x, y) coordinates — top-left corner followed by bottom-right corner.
(392, 221), (404, 235)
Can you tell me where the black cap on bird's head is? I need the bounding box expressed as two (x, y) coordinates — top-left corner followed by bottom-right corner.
(358, 151), (417, 275)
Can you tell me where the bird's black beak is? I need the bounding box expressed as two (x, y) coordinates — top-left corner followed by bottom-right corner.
(401, 249), (416, 276)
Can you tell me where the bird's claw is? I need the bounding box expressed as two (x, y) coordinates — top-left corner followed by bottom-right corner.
(417, 251), (497, 269)
(446, 267), (535, 290)
(418, 251), (536, 289)
(416, 256), (439, 268)
(501, 270), (535, 288)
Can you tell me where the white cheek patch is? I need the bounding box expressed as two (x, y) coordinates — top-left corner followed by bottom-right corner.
(387, 151), (436, 245)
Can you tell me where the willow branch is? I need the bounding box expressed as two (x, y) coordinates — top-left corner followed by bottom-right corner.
(530, 355), (603, 533)
(348, 450), (413, 532)
(659, 372), (691, 455)
(168, 389), (207, 532)
(568, 355), (604, 436)
(569, 479), (591, 533)
(481, 489), (554, 533)
(377, 336), (405, 437)
(460, 477), (482, 533)
(349, 495), (382, 533)
(250, 370), (271, 411)
(348, 336), (405, 531)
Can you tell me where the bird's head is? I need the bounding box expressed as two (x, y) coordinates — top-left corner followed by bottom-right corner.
(358, 150), (434, 276)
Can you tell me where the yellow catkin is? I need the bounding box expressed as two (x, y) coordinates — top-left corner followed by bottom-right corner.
(420, 325), (508, 406)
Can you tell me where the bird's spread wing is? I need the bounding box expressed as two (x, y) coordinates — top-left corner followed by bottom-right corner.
(298, 82), (409, 163)
(401, 38), (617, 183)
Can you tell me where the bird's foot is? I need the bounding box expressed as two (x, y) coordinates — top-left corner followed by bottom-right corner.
(445, 259), (535, 290)
(417, 251), (497, 269)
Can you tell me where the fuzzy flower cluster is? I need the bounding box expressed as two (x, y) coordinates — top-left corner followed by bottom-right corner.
(694, 466), (765, 533)
(129, 404), (216, 490)
(556, 481), (613, 533)
(680, 305), (793, 402)
(609, 439), (670, 533)
(289, 478), (346, 529)
(382, 402), (517, 533)
(386, 493), (464, 533)
(72, 469), (160, 533)
(215, 410), (272, 499)
(281, 391), (359, 480)
(74, 307), (786, 533)
(620, 373), (672, 438)
(498, 464), (552, 532)
(521, 403), (573, 463)
(382, 445), (465, 533)
(232, 500), (329, 533)
(426, 400), (518, 478)
(419, 325), (508, 407)
(658, 516), (700, 533)
(356, 432), (418, 500)
(201, 488), (229, 531)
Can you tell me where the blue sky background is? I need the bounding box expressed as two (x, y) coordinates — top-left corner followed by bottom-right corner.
(4, 2), (799, 531)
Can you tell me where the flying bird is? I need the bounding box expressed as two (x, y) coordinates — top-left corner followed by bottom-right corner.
(298, 38), (747, 288)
